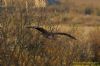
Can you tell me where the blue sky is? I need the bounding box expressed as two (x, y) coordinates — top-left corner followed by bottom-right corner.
(48, 0), (59, 4)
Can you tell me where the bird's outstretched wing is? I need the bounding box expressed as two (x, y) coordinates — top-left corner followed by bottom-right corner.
(52, 32), (76, 40)
(26, 26), (48, 34)
(26, 26), (77, 40)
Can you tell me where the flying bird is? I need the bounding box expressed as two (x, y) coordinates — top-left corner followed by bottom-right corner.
(26, 26), (76, 40)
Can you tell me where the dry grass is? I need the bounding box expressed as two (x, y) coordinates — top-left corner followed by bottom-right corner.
(0, 0), (100, 66)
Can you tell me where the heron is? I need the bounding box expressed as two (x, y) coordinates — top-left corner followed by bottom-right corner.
(26, 26), (76, 40)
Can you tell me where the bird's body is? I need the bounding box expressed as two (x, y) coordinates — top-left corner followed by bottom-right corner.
(26, 26), (76, 40)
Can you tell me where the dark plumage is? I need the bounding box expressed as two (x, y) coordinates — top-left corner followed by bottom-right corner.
(26, 26), (76, 40)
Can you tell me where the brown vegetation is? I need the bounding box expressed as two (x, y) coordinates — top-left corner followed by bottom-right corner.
(0, 0), (100, 66)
